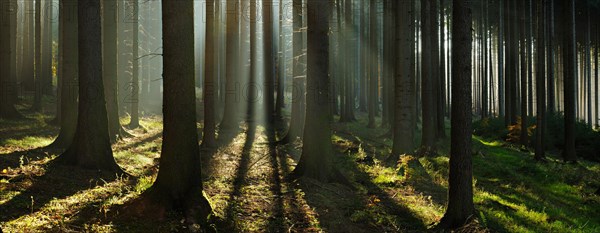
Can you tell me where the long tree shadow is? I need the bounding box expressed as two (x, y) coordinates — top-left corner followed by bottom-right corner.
(0, 160), (121, 223)
(222, 123), (256, 230)
(113, 131), (162, 152)
(265, 129), (286, 232)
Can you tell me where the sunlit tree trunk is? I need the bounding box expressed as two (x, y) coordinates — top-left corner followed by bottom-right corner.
(563, 0), (577, 162)
(57, 0), (123, 173)
(585, 1), (592, 127)
(32, 0), (43, 111)
(279, 0), (305, 144)
(128, 0), (140, 129)
(49, 0), (78, 148)
(438, 0), (474, 228)
(103, 0), (130, 142)
(220, 0), (241, 133)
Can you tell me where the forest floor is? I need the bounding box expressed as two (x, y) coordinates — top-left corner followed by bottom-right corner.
(1, 105), (600, 232)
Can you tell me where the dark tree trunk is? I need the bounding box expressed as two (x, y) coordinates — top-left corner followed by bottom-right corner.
(391, 0), (416, 159)
(21, 0), (35, 91)
(49, 0), (78, 148)
(291, 0), (337, 182)
(0, 0), (22, 119)
(367, 0), (377, 128)
(534, 0), (546, 161)
(202, 0), (217, 149)
(438, 0), (475, 228)
(563, 0), (577, 162)
(433, 0), (444, 139)
(498, 0), (504, 118)
(421, 0), (436, 148)
(57, 0), (123, 173)
(142, 0), (213, 223)
(32, 0), (42, 111)
(359, 0), (367, 113)
(547, 0), (555, 114)
(519, 0), (528, 146)
(263, 0), (275, 127)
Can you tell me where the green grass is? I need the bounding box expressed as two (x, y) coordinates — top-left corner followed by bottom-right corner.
(1, 112), (599, 232)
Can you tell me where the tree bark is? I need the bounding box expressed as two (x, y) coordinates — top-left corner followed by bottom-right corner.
(519, 0), (528, 146)
(128, 0), (140, 129)
(49, 0), (78, 148)
(290, 0), (337, 182)
(535, 0), (546, 161)
(57, 0), (123, 173)
(202, 0), (217, 149)
(143, 0), (213, 223)
(0, 0), (22, 119)
(563, 0), (577, 162)
(367, 0), (377, 128)
(421, 0), (436, 148)
(438, 0), (475, 228)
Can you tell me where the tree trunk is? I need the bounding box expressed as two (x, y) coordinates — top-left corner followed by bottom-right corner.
(21, 0), (35, 92)
(519, 0), (528, 146)
(291, 0), (337, 182)
(438, 0), (475, 228)
(142, 0), (213, 223)
(367, 0), (377, 128)
(49, 0), (78, 148)
(279, 0), (305, 144)
(498, 0), (504, 118)
(421, 0), (436, 148)
(0, 0), (22, 119)
(391, 0), (416, 158)
(263, 0), (275, 127)
(547, 0), (555, 114)
(433, 0), (444, 139)
(534, 0), (546, 161)
(128, 0), (140, 129)
(219, 0), (241, 133)
(563, 0), (577, 162)
(103, 0), (129, 142)
(202, 0), (217, 149)
(32, 0), (42, 111)
(57, 0), (123, 173)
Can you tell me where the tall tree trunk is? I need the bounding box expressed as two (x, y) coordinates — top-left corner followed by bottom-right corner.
(367, 0), (377, 128)
(421, 0), (436, 148)
(275, 0), (285, 120)
(434, 0), (445, 138)
(438, 0), (474, 228)
(519, 0), (528, 146)
(535, 0), (546, 160)
(219, 0), (241, 133)
(42, 0), (53, 96)
(0, 0), (22, 119)
(202, 0), (217, 149)
(128, 0), (140, 129)
(279, 0), (305, 144)
(263, 0), (275, 127)
(103, 0), (129, 142)
(391, 0), (416, 159)
(32, 0), (43, 111)
(49, 0), (78, 148)
(291, 0), (337, 182)
(359, 0), (367, 113)
(585, 0), (592, 127)
(21, 0), (35, 91)
(547, 0), (555, 114)
(142, 0), (213, 223)
(57, 0), (123, 173)
(498, 0), (504, 118)
(563, 0), (577, 162)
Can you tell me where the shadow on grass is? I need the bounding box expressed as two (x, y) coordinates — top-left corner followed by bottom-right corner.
(0, 160), (121, 223)
(222, 123), (256, 231)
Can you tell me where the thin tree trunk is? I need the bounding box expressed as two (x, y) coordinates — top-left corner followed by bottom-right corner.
(367, 0), (377, 128)
(201, 0), (217, 149)
(128, 0), (140, 129)
(547, 0), (555, 114)
(421, 0), (436, 148)
(535, 0), (546, 160)
(263, 0), (275, 127)
(519, 0), (528, 146)
(563, 0), (577, 162)
(32, 0), (42, 111)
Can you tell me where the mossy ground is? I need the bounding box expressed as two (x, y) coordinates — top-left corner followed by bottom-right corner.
(1, 107), (599, 232)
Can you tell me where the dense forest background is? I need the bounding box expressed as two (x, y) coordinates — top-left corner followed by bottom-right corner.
(1, 0), (600, 232)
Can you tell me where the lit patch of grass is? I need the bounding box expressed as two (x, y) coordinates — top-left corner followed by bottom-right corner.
(114, 150), (154, 175)
(2, 136), (54, 150)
